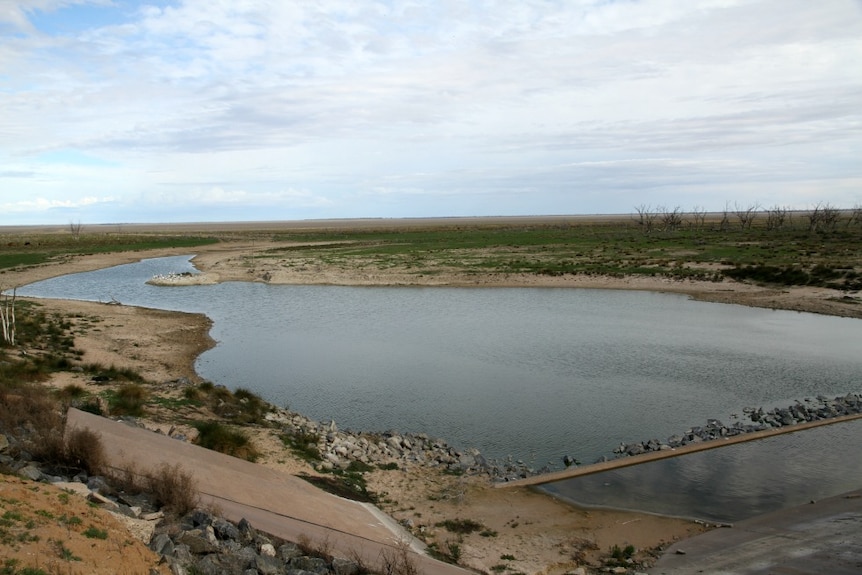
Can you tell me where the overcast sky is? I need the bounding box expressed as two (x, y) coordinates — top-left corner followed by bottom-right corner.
(1, 0), (861, 225)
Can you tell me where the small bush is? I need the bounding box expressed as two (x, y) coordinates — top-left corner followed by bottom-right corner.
(57, 384), (87, 402)
(435, 518), (484, 535)
(378, 540), (419, 575)
(108, 384), (147, 417)
(83, 363), (144, 383)
(281, 431), (320, 462)
(193, 421), (259, 461)
(82, 526), (108, 539)
(64, 428), (105, 476)
(146, 462), (198, 516)
(0, 383), (65, 463)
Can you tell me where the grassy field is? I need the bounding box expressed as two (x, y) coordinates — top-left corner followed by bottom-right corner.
(2, 211), (862, 290)
(253, 213), (862, 290)
(0, 232), (218, 271)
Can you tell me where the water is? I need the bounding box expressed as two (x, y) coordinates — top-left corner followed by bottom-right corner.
(544, 417), (862, 523)
(14, 255), (862, 521)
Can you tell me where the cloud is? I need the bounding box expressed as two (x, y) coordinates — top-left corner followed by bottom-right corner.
(1, 0), (860, 224)
(1, 194), (114, 213)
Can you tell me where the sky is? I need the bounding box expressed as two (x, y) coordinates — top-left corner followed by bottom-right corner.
(1, 0), (861, 225)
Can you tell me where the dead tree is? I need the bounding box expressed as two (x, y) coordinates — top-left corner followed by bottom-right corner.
(633, 204), (658, 234)
(719, 202), (731, 231)
(765, 205), (788, 231)
(659, 205), (683, 231)
(691, 205), (707, 230)
(734, 202), (759, 230)
(848, 204), (862, 228)
(808, 202), (840, 232)
(1, 288), (16, 345)
(69, 220), (83, 240)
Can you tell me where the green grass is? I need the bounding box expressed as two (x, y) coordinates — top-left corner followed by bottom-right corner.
(280, 431), (321, 462)
(82, 526), (108, 539)
(255, 217), (862, 290)
(435, 518), (485, 535)
(192, 420), (259, 461)
(0, 234), (218, 272)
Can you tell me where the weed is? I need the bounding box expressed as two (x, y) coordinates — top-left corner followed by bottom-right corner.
(435, 518), (484, 535)
(83, 526), (108, 539)
(297, 472), (376, 504)
(193, 421), (259, 461)
(59, 514), (82, 526)
(106, 383), (148, 416)
(52, 540), (81, 562)
(145, 462), (199, 516)
(64, 427), (105, 476)
(378, 540), (419, 575)
(280, 431), (321, 462)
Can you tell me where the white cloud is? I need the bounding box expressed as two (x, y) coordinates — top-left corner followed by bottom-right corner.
(0, 0), (860, 224)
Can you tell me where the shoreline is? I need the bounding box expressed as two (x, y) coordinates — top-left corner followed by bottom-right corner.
(5, 244), (861, 573)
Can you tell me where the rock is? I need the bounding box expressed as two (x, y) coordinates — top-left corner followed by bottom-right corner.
(88, 491), (120, 510)
(151, 533), (175, 556)
(332, 557), (360, 575)
(256, 554), (284, 575)
(18, 465), (42, 482)
(191, 554), (226, 575)
(291, 556), (330, 574)
(191, 509), (214, 527)
(0, 434), (8, 452)
(50, 481), (91, 497)
(178, 532), (219, 554)
(87, 475), (111, 493)
(279, 542), (302, 561)
(213, 517), (240, 541)
(260, 542), (276, 557)
(237, 517), (257, 541)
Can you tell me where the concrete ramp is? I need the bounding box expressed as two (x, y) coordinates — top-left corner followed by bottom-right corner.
(66, 408), (469, 575)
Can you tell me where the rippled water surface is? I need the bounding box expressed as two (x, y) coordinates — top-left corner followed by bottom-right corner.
(15, 255), (862, 520)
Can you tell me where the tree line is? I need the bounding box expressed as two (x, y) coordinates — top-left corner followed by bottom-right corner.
(632, 202), (862, 234)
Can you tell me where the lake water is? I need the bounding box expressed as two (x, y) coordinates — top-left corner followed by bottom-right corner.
(14, 255), (862, 522)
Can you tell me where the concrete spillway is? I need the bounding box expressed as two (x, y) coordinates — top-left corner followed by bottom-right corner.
(495, 412), (862, 489)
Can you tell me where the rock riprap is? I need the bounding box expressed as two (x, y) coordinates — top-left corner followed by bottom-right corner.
(609, 393), (862, 460)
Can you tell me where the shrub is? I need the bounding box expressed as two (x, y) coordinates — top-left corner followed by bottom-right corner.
(64, 428), (105, 476)
(378, 540), (419, 575)
(193, 421), (259, 461)
(435, 518), (484, 535)
(280, 431), (320, 462)
(82, 526), (108, 539)
(145, 462), (198, 516)
(0, 383), (65, 463)
(108, 384), (147, 417)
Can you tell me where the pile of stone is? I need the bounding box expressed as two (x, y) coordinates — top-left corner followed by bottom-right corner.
(151, 508), (359, 575)
(267, 408), (495, 475)
(611, 393), (862, 459)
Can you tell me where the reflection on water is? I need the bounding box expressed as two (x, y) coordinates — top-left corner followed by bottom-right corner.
(13, 255), (862, 520)
(541, 418), (862, 522)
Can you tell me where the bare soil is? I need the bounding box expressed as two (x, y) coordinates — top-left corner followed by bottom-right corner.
(0, 474), (168, 575)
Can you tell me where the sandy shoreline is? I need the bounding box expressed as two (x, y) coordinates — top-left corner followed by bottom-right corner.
(4, 242), (860, 573)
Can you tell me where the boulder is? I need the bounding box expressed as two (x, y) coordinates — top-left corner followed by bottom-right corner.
(18, 465), (42, 482)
